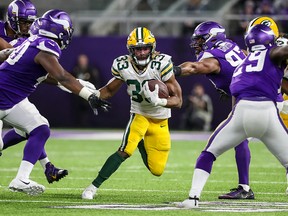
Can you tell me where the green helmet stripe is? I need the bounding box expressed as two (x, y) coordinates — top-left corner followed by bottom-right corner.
(136, 27), (144, 43)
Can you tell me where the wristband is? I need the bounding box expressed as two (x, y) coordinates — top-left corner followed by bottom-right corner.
(173, 66), (182, 76)
(79, 87), (93, 100)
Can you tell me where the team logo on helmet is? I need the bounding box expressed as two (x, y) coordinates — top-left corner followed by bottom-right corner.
(247, 16), (279, 38)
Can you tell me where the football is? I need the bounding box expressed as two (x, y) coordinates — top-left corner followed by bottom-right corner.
(147, 79), (169, 98)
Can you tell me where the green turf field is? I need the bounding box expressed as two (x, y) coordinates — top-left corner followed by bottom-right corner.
(0, 133), (287, 215)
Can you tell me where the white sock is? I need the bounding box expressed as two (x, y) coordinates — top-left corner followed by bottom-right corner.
(239, 184), (250, 192)
(188, 168), (210, 199)
(39, 157), (50, 170)
(16, 160), (34, 180)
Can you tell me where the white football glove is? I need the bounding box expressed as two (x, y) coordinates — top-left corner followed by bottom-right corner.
(57, 83), (72, 93)
(57, 79), (100, 97)
(143, 82), (167, 107)
(0, 48), (14, 61)
(77, 79), (100, 97)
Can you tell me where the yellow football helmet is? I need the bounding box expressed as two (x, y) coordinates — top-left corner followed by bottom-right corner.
(247, 16), (279, 38)
(127, 27), (156, 66)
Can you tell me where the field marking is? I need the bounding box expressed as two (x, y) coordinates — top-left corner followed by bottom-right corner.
(47, 130), (212, 141)
(49, 201), (288, 212)
(1, 198), (288, 212)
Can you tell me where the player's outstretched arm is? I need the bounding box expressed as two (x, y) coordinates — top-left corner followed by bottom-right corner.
(176, 58), (220, 76)
(99, 77), (124, 100)
(35, 51), (111, 114)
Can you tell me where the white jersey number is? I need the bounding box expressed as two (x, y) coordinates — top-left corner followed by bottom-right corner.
(7, 40), (30, 65)
(233, 50), (267, 77)
(225, 46), (244, 67)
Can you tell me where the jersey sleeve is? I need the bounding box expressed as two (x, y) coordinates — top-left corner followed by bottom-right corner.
(156, 54), (174, 82)
(111, 55), (127, 81)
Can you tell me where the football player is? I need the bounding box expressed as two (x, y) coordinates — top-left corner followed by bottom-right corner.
(0, 9), (109, 195)
(178, 24), (288, 208)
(0, 0), (70, 186)
(217, 16), (288, 197)
(173, 21), (254, 199)
(81, 27), (182, 199)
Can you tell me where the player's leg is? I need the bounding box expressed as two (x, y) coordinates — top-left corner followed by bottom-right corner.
(263, 105), (288, 194)
(3, 98), (68, 184)
(4, 100), (50, 194)
(82, 113), (148, 199)
(218, 139), (254, 199)
(137, 139), (149, 170)
(178, 107), (246, 208)
(144, 118), (170, 176)
(2, 128), (27, 149)
(8, 124), (49, 195)
(280, 94), (288, 193)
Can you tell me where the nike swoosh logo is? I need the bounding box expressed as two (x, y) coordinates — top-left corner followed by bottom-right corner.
(160, 125), (166, 128)
(47, 41), (55, 46)
(20, 180), (30, 185)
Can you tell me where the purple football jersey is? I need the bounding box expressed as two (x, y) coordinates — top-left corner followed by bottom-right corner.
(0, 35), (61, 109)
(230, 45), (284, 102)
(198, 39), (246, 96)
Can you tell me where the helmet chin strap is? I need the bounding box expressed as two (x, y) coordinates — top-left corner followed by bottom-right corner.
(134, 56), (151, 66)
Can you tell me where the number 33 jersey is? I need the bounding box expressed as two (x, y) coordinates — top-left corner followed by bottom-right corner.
(111, 54), (173, 119)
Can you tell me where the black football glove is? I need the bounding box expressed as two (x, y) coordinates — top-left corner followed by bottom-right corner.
(88, 94), (112, 115)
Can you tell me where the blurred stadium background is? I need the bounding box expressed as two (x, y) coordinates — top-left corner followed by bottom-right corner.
(0, 0), (287, 130)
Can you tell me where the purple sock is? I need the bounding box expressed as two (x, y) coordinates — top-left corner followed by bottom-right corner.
(195, 151), (216, 173)
(235, 139), (250, 185)
(3, 129), (27, 150)
(23, 125), (50, 164)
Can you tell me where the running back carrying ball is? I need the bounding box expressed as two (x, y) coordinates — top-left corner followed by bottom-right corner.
(147, 79), (169, 98)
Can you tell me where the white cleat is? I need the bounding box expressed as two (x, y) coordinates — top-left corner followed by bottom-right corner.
(286, 187), (288, 195)
(177, 196), (199, 209)
(82, 184), (97, 200)
(9, 178), (45, 196)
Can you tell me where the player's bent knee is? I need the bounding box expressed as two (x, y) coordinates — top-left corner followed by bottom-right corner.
(117, 150), (130, 159)
(149, 165), (165, 176)
(30, 125), (50, 139)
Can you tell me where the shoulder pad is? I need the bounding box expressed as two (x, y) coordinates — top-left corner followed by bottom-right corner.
(34, 37), (61, 58)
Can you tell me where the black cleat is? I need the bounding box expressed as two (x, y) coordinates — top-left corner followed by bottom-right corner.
(218, 186), (255, 199)
(44, 162), (68, 184)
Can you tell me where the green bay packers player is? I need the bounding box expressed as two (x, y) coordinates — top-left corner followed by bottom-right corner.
(82, 27), (182, 199)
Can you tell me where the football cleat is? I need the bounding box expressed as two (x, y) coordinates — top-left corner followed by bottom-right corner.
(218, 185), (255, 199)
(45, 162), (68, 184)
(9, 178), (45, 196)
(177, 196), (199, 208)
(82, 184), (97, 200)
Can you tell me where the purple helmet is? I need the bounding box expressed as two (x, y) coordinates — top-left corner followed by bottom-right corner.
(29, 18), (40, 36)
(37, 9), (74, 50)
(245, 24), (275, 52)
(6, 0), (37, 34)
(190, 21), (226, 52)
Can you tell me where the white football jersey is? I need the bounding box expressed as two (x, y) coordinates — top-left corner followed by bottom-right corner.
(111, 54), (173, 119)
